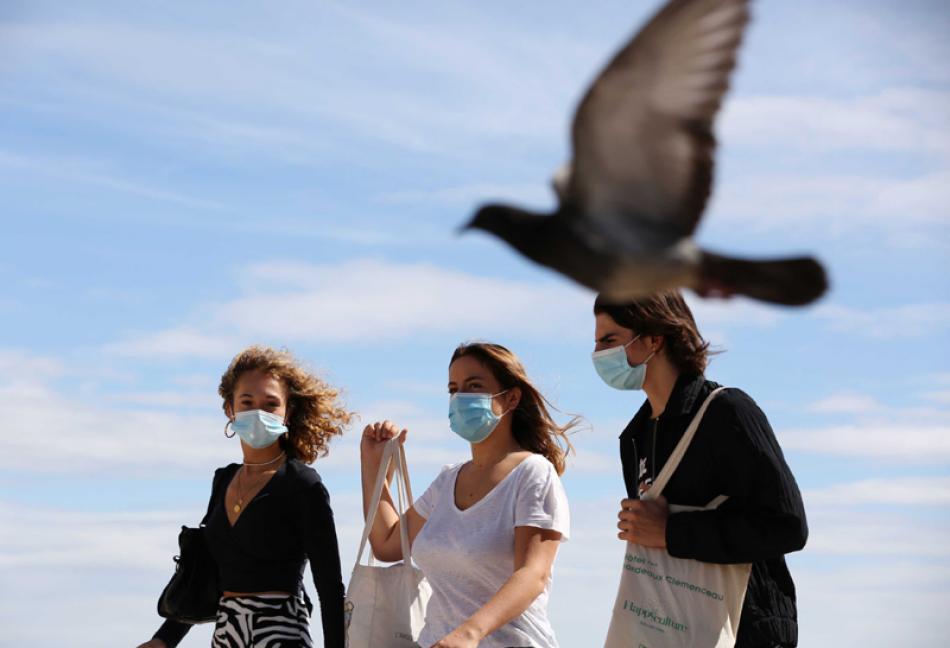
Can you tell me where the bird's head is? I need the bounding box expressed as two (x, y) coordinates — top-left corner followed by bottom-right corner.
(461, 204), (548, 252)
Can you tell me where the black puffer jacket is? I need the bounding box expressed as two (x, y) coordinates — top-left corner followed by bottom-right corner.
(620, 373), (807, 648)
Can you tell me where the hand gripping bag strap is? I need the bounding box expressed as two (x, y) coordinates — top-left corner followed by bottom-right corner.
(644, 387), (727, 502)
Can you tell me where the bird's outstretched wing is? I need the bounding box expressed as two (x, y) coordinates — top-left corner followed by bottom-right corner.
(567, 0), (750, 238)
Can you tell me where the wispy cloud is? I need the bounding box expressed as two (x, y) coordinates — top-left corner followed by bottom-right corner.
(0, 352), (226, 474)
(721, 89), (950, 156)
(376, 182), (553, 210)
(104, 327), (238, 360)
(105, 259), (595, 357)
(0, 502), (188, 569)
(779, 423), (950, 462)
(709, 171), (950, 236)
(793, 561), (950, 646)
(803, 507), (950, 556)
(0, 348), (64, 379)
(806, 391), (883, 415)
(0, 150), (228, 211)
(922, 389), (950, 406)
(804, 476), (950, 506)
(104, 258), (798, 361)
(813, 302), (950, 339)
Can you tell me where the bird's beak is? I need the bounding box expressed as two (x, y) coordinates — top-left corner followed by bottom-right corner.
(456, 218), (475, 235)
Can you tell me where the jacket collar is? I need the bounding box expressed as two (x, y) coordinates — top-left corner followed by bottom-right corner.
(621, 373), (706, 438)
(662, 372), (707, 418)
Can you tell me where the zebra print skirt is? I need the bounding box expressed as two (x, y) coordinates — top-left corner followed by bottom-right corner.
(212, 593), (313, 647)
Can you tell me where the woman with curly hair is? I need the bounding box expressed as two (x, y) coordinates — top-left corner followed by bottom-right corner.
(360, 342), (575, 648)
(138, 346), (352, 648)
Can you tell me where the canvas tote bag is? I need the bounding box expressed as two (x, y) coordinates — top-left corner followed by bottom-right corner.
(604, 387), (752, 648)
(346, 438), (431, 647)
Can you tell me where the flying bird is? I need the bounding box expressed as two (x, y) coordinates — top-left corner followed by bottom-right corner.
(463, 0), (827, 306)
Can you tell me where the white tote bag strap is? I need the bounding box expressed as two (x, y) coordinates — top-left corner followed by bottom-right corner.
(355, 439), (395, 568)
(391, 441), (414, 563)
(354, 438), (416, 569)
(645, 387), (727, 501)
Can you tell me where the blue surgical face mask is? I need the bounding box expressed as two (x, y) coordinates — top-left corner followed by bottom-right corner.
(230, 409), (288, 449)
(448, 390), (510, 444)
(592, 335), (655, 390)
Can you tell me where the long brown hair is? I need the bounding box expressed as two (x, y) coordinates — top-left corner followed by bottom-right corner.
(218, 346), (353, 463)
(450, 342), (576, 475)
(593, 291), (715, 375)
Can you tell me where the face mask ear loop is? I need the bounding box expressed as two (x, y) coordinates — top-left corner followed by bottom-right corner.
(494, 388), (517, 420)
(622, 334), (642, 349)
(224, 420), (236, 438)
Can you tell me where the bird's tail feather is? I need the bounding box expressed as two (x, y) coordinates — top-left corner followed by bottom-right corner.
(699, 252), (828, 306)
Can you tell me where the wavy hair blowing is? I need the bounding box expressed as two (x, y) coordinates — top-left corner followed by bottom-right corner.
(450, 342), (576, 475)
(218, 346), (352, 464)
(593, 290), (714, 375)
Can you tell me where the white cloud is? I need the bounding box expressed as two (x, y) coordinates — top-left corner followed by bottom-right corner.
(922, 389), (950, 406)
(804, 476), (950, 507)
(0, 353), (227, 474)
(803, 507), (950, 557)
(106, 259), (796, 361)
(806, 392), (883, 415)
(0, 149), (228, 210)
(104, 327), (239, 360)
(721, 89), (950, 156)
(0, 11), (575, 161)
(376, 182), (553, 210)
(106, 389), (220, 410)
(708, 170), (950, 240)
(708, 88), (950, 244)
(0, 502), (187, 569)
(779, 423), (950, 462)
(685, 295), (785, 328)
(106, 259), (595, 358)
(0, 348), (64, 379)
(813, 302), (950, 339)
(222, 259), (592, 341)
(793, 560), (950, 647)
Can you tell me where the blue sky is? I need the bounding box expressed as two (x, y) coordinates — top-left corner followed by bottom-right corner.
(1, 0), (949, 645)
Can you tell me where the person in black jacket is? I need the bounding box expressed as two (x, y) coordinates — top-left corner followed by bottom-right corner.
(592, 291), (807, 648)
(137, 346), (350, 648)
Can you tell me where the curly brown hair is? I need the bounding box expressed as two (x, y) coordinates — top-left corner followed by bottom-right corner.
(450, 342), (577, 475)
(218, 346), (352, 463)
(593, 291), (715, 375)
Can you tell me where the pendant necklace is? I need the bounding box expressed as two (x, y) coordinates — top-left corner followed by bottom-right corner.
(233, 452), (285, 514)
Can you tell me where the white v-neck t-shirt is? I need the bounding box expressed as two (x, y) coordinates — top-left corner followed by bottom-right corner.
(412, 453), (570, 648)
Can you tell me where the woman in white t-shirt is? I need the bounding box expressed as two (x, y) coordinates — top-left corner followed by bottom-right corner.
(360, 342), (575, 648)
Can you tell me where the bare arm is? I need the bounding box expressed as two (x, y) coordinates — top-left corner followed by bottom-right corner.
(359, 420), (426, 562)
(433, 526), (562, 648)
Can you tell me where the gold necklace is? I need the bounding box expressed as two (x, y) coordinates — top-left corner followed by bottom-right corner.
(232, 456), (284, 514)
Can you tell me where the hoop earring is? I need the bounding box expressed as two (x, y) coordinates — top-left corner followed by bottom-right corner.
(224, 420), (235, 438)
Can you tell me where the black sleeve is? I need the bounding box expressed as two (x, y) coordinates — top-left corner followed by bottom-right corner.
(302, 476), (346, 648)
(665, 390), (808, 564)
(153, 468), (226, 647)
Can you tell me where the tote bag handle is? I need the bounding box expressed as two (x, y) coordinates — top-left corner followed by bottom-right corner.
(644, 387), (727, 502)
(354, 438), (415, 569)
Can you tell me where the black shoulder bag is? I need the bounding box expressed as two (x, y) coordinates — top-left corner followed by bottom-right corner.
(156, 524), (220, 624)
(156, 467), (230, 624)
